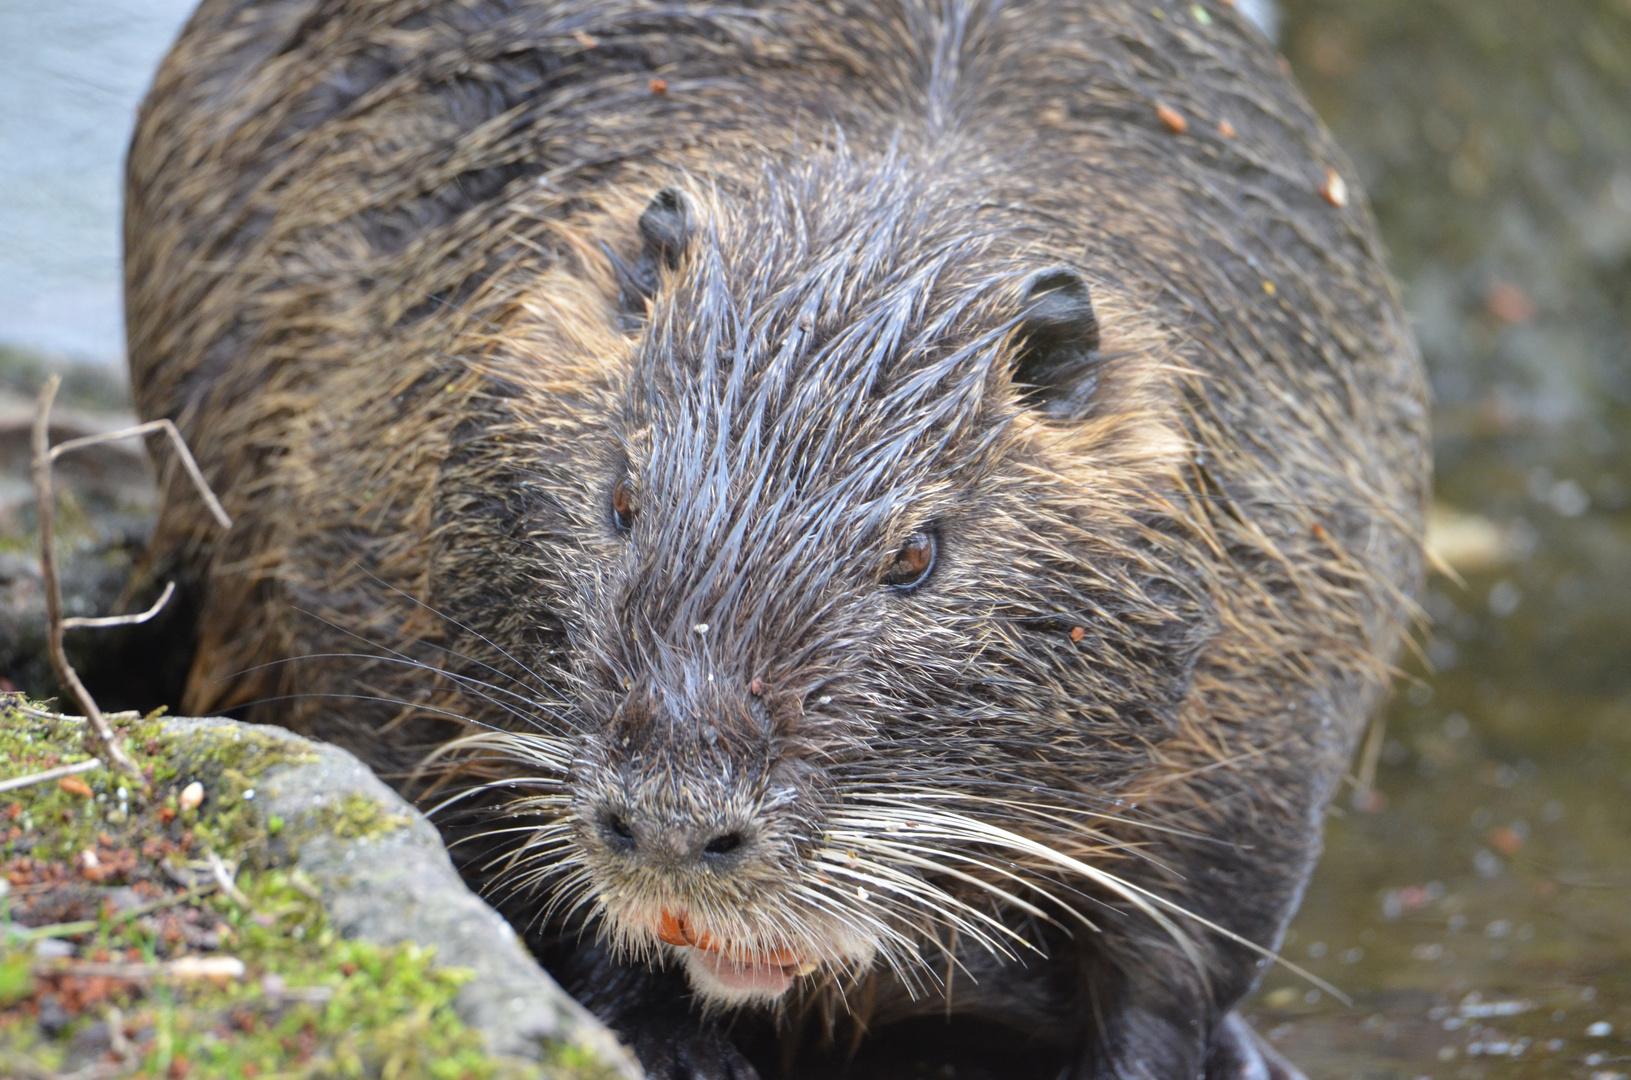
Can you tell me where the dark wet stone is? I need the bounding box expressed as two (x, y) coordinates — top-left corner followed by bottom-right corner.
(63, 1020), (113, 1071)
(0, 389), (190, 712)
(36, 994), (71, 1039)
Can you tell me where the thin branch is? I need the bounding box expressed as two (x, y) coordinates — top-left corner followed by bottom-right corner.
(105, 1005), (132, 1066)
(109, 880), (221, 922)
(0, 757), (102, 795)
(50, 420), (232, 530)
(31, 375), (143, 781)
(5, 881), (220, 943)
(32, 955), (248, 982)
(1351, 710), (1388, 812)
(206, 851), (253, 908)
(63, 580), (176, 630)
(29, 379), (234, 784)
(13, 703), (142, 723)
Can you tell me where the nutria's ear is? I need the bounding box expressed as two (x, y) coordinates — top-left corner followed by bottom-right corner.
(638, 188), (691, 272)
(609, 189), (693, 319)
(1011, 267), (1101, 415)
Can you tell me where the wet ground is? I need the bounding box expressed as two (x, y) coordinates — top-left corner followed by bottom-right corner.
(1243, 1), (1631, 1077)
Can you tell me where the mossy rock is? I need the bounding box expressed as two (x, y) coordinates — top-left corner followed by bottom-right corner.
(0, 702), (637, 1079)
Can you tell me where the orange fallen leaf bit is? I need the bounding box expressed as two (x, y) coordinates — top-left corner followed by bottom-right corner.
(1156, 103), (1188, 134)
(1488, 827), (1524, 856)
(59, 776), (94, 798)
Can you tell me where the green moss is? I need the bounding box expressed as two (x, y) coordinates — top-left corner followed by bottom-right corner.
(165, 718), (321, 798)
(0, 707), (309, 867)
(0, 955), (31, 1005)
(2, 870), (565, 1078)
(313, 792), (414, 842)
(1, 709), (128, 865)
(0, 704), (330, 867)
(542, 1042), (628, 1080)
(0, 702), (613, 1079)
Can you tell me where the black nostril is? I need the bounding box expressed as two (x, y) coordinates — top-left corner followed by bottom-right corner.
(604, 813), (636, 849)
(703, 831), (743, 857)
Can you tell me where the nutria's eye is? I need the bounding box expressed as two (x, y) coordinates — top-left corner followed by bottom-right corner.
(882, 530), (937, 591)
(611, 479), (635, 532)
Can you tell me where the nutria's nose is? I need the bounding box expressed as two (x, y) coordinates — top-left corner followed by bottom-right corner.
(600, 809), (749, 868)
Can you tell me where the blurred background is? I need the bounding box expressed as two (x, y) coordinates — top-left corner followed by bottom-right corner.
(1, 0), (1628, 1077)
(1250, 3), (1631, 1078)
(0, 1), (196, 366)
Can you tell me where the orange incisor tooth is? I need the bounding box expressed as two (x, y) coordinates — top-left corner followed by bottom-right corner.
(656, 910), (692, 946)
(658, 911), (808, 968)
(761, 946), (805, 967)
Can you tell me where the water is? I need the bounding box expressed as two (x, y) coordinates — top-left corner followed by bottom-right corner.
(1, 0), (1627, 1075)
(0, 0), (197, 365)
(1247, 2), (1631, 1076)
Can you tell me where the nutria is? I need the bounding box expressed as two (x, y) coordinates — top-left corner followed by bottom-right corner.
(125, 0), (1429, 1076)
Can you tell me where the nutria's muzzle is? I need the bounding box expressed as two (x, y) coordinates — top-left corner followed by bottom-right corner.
(593, 798), (755, 872)
(577, 679), (777, 872)
(568, 686), (867, 1003)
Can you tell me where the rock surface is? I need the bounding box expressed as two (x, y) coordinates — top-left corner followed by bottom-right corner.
(0, 706), (639, 1078)
(207, 716), (637, 1073)
(164, 715), (639, 1076)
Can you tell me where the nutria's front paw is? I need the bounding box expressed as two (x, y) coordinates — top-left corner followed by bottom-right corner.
(1205, 1013), (1307, 1080)
(625, 1017), (760, 1080)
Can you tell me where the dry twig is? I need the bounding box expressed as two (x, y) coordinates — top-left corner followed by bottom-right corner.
(63, 581), (176, 630)
(0, 757), (102, 795)
(5, 881), (221, 943)
(35, 955), (247, 981)
(28, 374), (234, 784)
(207, 850), (253, 909)
(49, 420), (231, 530)
(30, 376), (142, 780)
(105, 1005), (133, 1066)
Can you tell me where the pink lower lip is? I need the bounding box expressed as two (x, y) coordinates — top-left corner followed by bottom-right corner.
(691, 947), (797, 996)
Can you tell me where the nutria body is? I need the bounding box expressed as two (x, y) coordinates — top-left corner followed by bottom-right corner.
(126, 0), (1428, 1076)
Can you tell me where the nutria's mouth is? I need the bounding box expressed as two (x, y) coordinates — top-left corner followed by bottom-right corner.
(654, 908), (821, 1001)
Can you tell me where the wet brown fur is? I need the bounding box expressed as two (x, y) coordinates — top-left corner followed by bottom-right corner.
(127, 0), (1429, 1075)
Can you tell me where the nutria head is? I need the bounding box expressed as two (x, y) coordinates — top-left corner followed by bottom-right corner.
(441, 149), (1208, 1006)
